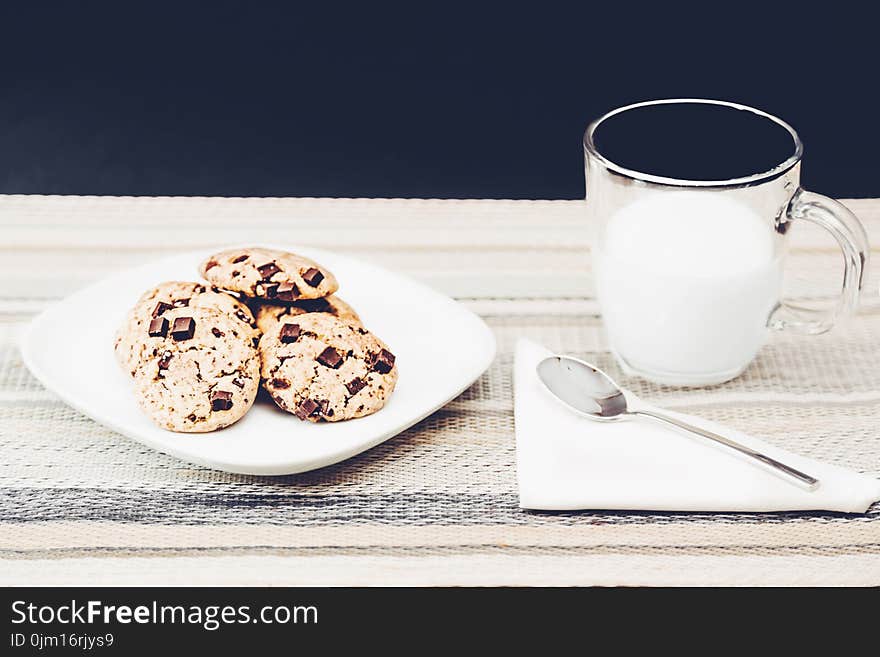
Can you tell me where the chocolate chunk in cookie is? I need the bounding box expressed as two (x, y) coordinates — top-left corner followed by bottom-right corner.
(152, 301), (173, 318)
(257, 262), (281, 279)
(276, 282), (300, 301)
(158, 351), (173, 370)
(210, 390), (234, 411)
(171, 316), (196, 341)
(345, 377), (366, 395)
(317, 346), (344, 369)
(369, 348), (396, 374)
(148, 317), (169, 338)
(294, 398), (320, 420)
(301, 267), (324, 287)
(279, 323), (301, 343)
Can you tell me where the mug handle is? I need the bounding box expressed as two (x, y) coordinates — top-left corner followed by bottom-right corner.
(768, 188), (870, 335)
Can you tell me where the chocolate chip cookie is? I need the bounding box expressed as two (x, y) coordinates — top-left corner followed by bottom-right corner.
(260, 313), (398, 422)
(199, 247), (339, 301)
(131, 305), (261, 432)
(114, 281), (257, 377)
(253, 295), (362, 335)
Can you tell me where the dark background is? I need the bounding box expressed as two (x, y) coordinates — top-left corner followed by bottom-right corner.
(0, 1), (877, 199)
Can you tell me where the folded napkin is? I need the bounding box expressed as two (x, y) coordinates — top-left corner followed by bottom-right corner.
(515, 339), (880, 513)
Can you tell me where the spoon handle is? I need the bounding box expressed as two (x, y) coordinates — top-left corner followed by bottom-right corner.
(632, 409), (820, 491)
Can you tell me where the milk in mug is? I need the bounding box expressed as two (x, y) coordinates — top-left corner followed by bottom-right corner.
(594, 191), (783, 382)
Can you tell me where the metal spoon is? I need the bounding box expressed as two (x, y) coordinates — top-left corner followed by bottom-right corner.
(536, 355), (820, 491)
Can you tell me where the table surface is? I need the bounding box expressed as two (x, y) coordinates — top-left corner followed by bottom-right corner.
(1, 195), (879, 586)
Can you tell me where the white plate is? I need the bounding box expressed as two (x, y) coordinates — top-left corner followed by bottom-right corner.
(21, 246), (496, 475)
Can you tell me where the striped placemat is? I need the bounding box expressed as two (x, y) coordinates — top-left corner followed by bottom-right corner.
(1, 195), (879, 586)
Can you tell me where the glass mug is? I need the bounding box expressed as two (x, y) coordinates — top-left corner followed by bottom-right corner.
(584, 99), (869, 386)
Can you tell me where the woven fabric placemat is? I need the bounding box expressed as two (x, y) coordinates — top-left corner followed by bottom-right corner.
(1, 195), (878, 586)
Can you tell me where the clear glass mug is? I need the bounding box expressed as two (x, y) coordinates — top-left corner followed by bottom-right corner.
(584, 99), (870, 386)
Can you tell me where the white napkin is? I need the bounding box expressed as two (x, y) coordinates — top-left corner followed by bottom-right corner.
(515, 339), (880, 512)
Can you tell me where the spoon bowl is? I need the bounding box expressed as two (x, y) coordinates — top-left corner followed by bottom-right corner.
(535, 355), (628, 421)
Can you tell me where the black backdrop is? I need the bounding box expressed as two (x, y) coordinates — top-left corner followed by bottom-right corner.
(1, 1), (877, 199)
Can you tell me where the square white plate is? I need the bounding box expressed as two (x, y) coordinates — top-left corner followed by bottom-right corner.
(21, 246), (496, 475)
